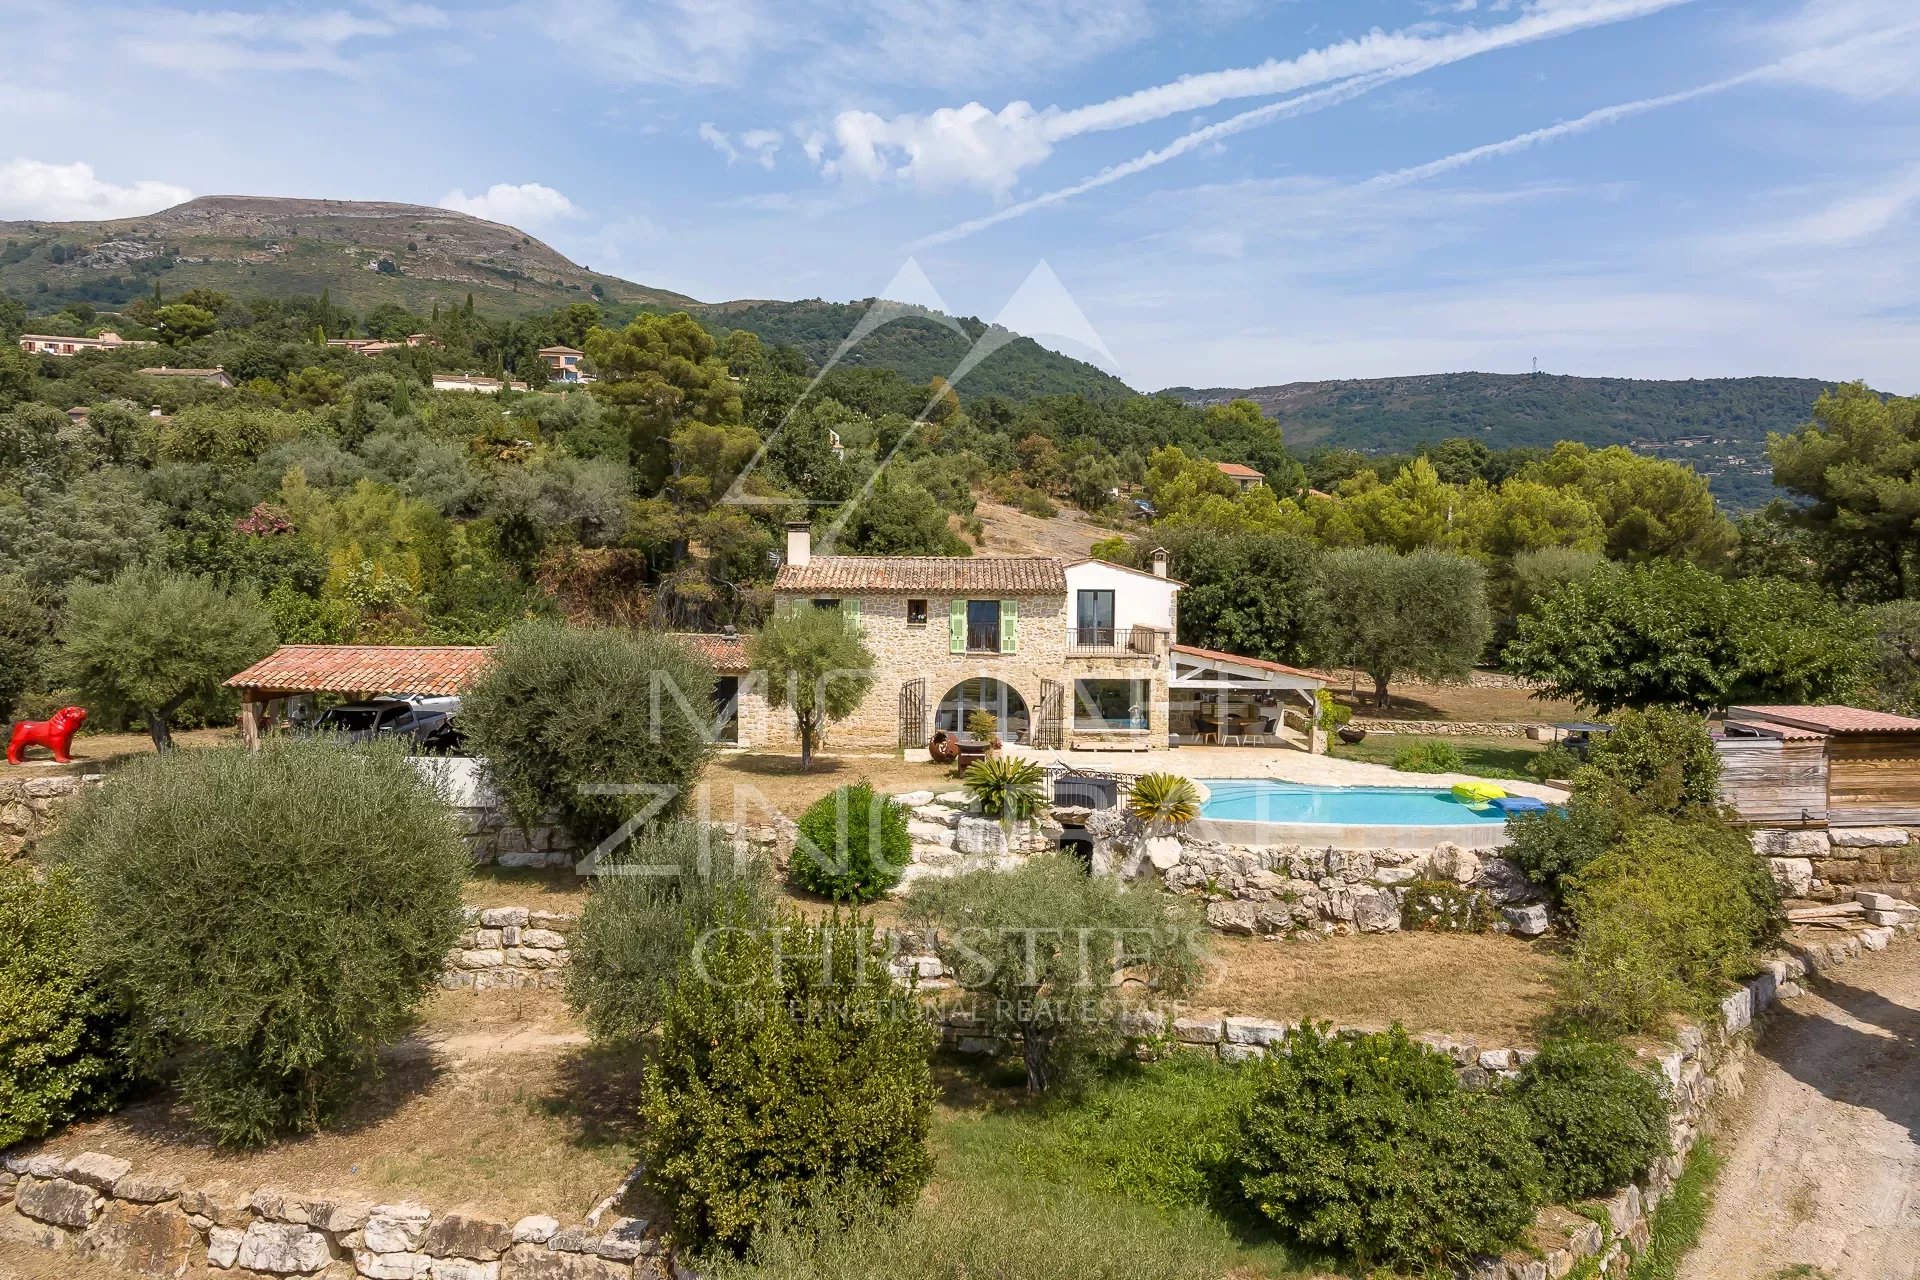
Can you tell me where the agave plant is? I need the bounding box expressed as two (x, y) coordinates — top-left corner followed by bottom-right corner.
(961, 755), (1047, 821)
(1127, 772), (1202, 826)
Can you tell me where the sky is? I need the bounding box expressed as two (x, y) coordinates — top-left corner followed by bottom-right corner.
(1, 0), (1917, 393)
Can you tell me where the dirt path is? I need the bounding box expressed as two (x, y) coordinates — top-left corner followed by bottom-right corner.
(1681, 944), (1920, 1280)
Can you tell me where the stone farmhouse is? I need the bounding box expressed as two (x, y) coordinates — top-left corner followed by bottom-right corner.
(705, 523), (1327, 757)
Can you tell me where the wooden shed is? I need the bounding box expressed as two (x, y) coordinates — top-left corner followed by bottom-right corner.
(1720, 706), (1920, 828)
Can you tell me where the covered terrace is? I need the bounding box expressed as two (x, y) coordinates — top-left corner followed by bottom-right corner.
(1168, 643), (1328, 753)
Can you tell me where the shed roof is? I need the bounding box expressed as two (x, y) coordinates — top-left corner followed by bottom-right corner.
(1729, 705), (1920, 736)
(226, 645), (494, 696)
(773, 556), (1066, 596)
(1171, 642), (1326, 685)
(671, 631), (751, 673)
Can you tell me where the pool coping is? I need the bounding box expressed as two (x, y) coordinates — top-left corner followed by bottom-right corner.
(1189, 778), (1514, 851)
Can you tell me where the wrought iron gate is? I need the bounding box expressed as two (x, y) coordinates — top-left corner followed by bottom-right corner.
(898, 678), (926, 750)
(1035, 679), (1064, 750)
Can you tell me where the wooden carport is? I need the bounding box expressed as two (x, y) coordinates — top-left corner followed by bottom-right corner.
(223, 645), (496, 748)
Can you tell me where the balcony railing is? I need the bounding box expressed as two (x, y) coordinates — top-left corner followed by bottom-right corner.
(965, 624), (1002, 652)
(1067, 627), (1166, 657)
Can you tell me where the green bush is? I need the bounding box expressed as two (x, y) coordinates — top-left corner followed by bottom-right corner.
(791, 782), (909, 903)
(907, 856), (1207, 1094)
(1228, 1023), (1544, 1269)
(1391, 739), (1464, 773)
(51, 740), (467, 1145)
(566, 821), (776, 1044)
(1512, 1037), (1670, 1201)
(1528, 744), (1581, 783)
(1556, 816), (1783, 1035)
(1504, 796), (1624, 910)
(1577, 708), (1721, 815)
(960, 755), (1047, 821)
(1399, 878), (1494, 932)
(0, 864), (130, 1147)
(460, 620), (718, 849)
(642, 910), (935, 1255)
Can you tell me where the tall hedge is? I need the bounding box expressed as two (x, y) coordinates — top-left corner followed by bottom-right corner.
(0, 864), (129, 1147)
(50, 740), (468, 1145)
(460, 621), (718, 850)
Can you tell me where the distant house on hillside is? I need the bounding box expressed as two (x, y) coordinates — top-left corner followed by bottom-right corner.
(139, 366), (236, 389)
(538, 345), (590, 384)
(1215, 461), (1264, 492)
(18, 331), (155, 357)
(327, 334), (439, 357)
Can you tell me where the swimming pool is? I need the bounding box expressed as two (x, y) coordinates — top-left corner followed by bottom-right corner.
(1199, 780), (1503, 827)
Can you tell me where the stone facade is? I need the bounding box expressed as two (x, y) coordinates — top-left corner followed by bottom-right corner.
(748, 588), (1169, 755)
(1752, 824), (1920, 901)
(0, 1156), (670, 1279)
(0, 769), (102, 861)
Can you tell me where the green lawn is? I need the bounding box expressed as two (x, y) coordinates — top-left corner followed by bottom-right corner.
(1331, 732), (1549, 781)
(702, 1055), (1321, 1280)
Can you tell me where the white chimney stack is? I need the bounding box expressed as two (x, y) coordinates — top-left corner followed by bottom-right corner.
(1150, 547), (1169, 578)
(786, 521), (812, 568)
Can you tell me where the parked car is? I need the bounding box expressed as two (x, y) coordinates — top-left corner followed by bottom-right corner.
(309, 696), (464, 753)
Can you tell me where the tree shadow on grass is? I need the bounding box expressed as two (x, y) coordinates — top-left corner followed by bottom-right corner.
(1761, 971), (1920, 1144)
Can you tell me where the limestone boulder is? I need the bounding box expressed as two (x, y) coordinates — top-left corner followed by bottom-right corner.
(512, 1216), (559, 1245)
(954, 817), (1009, 857)
(356, 1251), (433, 1279)
(61, 1152), (131, 1193)
(1502, 902), (1551, 937)
(1204, 900), (1259, 935)
(1768, 857), (1814, 897)
(1831, 827), (1910, 848)
(207, 1225), (245, 1268)
(1750, 828), (1830, 859)
(1352, 889), (1401, 933)
(500, 1244), (637, 1279)
(364, 1204), (433, 1253)
(15, 1176), (103, 1228)
(421, 1212), (512, 1260)
(235, 1220), (333, 1274)
(78, 1201), (197, 1277)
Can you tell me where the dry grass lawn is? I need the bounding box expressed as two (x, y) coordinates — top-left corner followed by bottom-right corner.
(9, 726), (235, 768)
(1327, 679), (1580, 724)
(703, 751), (962, 822)
(17, 990), (636, 1223)
(462, 864), (593, 914)
(1199, 931), (1561, 1047)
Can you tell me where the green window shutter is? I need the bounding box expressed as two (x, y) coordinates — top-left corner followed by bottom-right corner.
(843, 598), (860, 626)
(950, 600), (966, 653)
(1001, 599), (1018, 653)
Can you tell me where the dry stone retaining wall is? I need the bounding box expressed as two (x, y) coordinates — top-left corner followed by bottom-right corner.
(1346, 719), (1539, 738)
(0, 769), (101, 862)
(1751, 824), (1918, 902)
(0, 1153), (677, 1279)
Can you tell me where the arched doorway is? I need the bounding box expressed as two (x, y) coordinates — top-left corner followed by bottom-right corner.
(935, 677), (1031, 744)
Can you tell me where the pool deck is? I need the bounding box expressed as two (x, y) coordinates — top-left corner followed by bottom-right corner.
(1012, 744), (1567, 851)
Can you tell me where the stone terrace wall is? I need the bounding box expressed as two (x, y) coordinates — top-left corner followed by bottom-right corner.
(0, 770), (102, 862)
(1752, 825), (1918, 901)
(0, 1153), (669, 1279)
(1346, 719), (1538, 738)
(440, 906), (578, 991)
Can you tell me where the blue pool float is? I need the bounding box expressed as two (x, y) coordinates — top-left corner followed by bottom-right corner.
(1491, 795), (1548, 814)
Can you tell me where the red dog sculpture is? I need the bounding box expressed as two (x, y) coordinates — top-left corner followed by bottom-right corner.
(7, 706), (87, 765)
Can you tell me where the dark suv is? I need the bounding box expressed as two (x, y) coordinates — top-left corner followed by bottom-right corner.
(310, 697), (463, 753)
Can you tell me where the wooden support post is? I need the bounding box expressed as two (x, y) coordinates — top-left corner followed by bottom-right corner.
(1303, 688), (1325, 755)
(239, 694), (264, 750)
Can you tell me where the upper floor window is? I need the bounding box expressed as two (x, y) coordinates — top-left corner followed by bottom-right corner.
(1076, 589), (1116, 645)
(811, 598), (840, 610)
(950, 599), (1017, 653)
(907, 599), (928, 627)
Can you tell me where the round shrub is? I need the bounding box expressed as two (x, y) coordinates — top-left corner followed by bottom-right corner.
(50, 740), (468, 1145)
(460, 620), (718, 850)
(1391, 739), (1464, 774)
(1229, 1023), (1544, 1269)
(567, 821), (775, 1043)
(0, 864), (130, 1147)
(1512, 1037), (1670, 1201)
(792, 782), (909, 903)
(642, 911), (935, 1256)
(1577, 706), (1720, 815)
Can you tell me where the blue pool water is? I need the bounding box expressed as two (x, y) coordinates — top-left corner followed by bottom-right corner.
(1199, 780), (1502, 826)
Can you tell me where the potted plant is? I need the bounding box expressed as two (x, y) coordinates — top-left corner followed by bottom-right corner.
(965, 708), (1002, 754)
(962, 755), (1047, 827)
(1127, 771), (1202, 870)
(1319, 689), (1363, 744)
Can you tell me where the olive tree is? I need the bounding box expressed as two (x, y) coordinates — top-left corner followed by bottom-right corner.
(748, 604), (875, 769)
(56, 565), (277, 749)
(1317, 546), (1492, 709)
(906, 855), (1207, 1093)
(51, 741), (467, 1145)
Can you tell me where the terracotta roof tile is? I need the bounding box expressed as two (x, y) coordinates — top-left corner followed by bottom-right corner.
(773, 556), (1066, 596)
(226, 645), (494, 696)
(1215, 462), (1264, 479)
(1729, 705), (1920, 735)
(671, 631), (751, 673)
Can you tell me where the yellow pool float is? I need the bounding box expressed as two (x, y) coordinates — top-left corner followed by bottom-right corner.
(1450, 781), (1507, 806)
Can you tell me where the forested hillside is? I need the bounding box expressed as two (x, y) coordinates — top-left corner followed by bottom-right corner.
(1172, 372), (1846, 508)
(689, 299), (1132, 403)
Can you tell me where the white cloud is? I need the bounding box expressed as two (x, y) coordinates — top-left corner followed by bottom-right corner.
(823, 0), (1692, 192)
(699, 123), (783, 169)
(1755, 0), (1920, 99)
(540, 0), (776, 88)
(103, 3), (447, 78)
(439, 182), (579, 228)
(1723, 163), (1920, 252)
(0, 158), (192, 221)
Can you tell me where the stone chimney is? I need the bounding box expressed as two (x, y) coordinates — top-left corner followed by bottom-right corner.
(786, 521), (812, 568)
(1150, 547), (1169, 578)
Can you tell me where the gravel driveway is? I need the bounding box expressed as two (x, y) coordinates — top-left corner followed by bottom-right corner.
(1682, 944), (1920, 1280)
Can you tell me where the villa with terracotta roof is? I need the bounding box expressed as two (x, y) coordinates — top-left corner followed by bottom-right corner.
(18, 331), (155, 356)
(1215, 460), (1265, 492)
(755, 523), (1325, 756)
(138, 366), (236, 388)
(538, 345), (591, 384)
